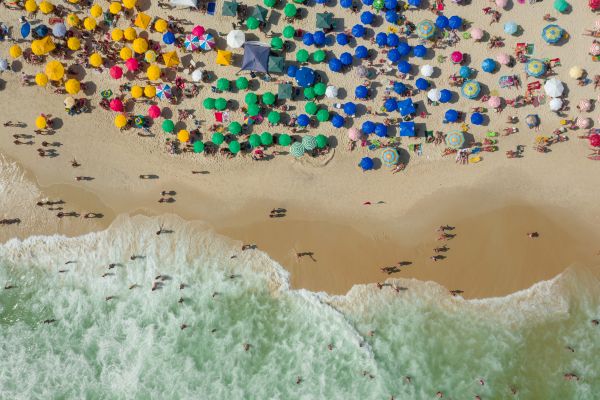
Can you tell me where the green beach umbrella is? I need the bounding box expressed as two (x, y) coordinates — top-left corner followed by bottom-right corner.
(228, 140), (241, 154)
(245, 92), (258, 105)
(283, 25), (295, 39)
(302, 135), (317, 150)
(162, 119), (174, 133)
(236, 76), (249, 90)
(296, 49), (309, 63)
(264, 0), (276, 7)
(229, 121), (242, 135)
(316, 109), (329, 122)
(262, 91), (276, 105)
(249, 133), (261, 147)
(315, 134), (327, 149)
(270, 37), (284, 51)
(215, 97), (228, 111)
(203, 97), (216, 110)
(268, 111), (281, 124)
(248, 103), (261, 116)
(553, 0), (569, 12)
(290, 142), (305, 157)
(373, 0), (384, 10)
(312, 49), (326, 63)
(193, 141), (204, 153)
(293, 0), (305, 3)
(305, 101), (318, 115)
(260, 132), (273, 146)
(284, 3), (297, 18)
(303, 86), (315, 100)
(278, 133), (292, 146)
(314, 82), (326, 96)
(246, 16), (259, 30)
(216, 78), (230, 91)
(212, 132), (225, 145)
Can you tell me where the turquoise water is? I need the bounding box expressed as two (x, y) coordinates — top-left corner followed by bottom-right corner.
(1, 216), (599, 399)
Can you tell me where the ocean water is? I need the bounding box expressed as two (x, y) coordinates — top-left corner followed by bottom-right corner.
(1, 159), (600, 399)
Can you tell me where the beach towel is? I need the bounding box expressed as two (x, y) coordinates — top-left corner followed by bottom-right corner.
(207, 2), (216, 15)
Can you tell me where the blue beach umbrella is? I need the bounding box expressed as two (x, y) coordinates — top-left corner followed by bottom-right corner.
(341, 0), (353, 7)
(336, 33), (349, 46)
(355, 85), (368, 99)
(416, 19), (435, 39)
(362, 121), (375, 134)
(381, 148), (399, 166)
(21, 22), (31, 38)
(302, 32), (315, 46)
(362, 0), (373, 5)
(295, 67), (315, 87)
(436, 15), (449, 29)
(328, 58), (342, 72)
(481, 58), (496, 73)
(352, 24), (365, 38)
(384, 98), (398, 112)
(340, 52), (353, 66)
(385, 11), (398, 24)
(397, 42), (411, 56)
(448, 16), (462, 30)
(445, 130), (465, 148)
(297, 114), (310, 126)
(313, 31), (326, 46)
(393, 81), (407, 94)
(374, 123), (387, 137)
(398, 60), (411, 74)
(355, 45), (368, 59)
(384, 0), (397, 9)
(542, 24), (564, 44)
(163, 31), (175, 44)
(461, 80), (481, 99)
(376, 32), (387, 47)
(413, 45), (427, 58)
(343, 102), (357, 115)
(504, 21), (518, 35)
(386, 33), (400, 47)
(287, 65), (298, 77)
(459, 65), (471, 79)
(361, 11), (374, 25)
(34, 24), (48, 37)
(359, 157), (374, 171)
(525, 59), (546, 77)
(387, 49), (401, 63)
(439, 89), (452, 103)
(408, 0), (421, 6)
(331, 114), (345, 127)
(470, 112), (484, 125)
(445, 109), (459, 122)
(415, 78), (429, 90)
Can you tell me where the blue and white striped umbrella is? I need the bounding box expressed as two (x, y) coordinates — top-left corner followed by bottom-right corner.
(156, 84), (172, 100)
(381, 148), (399, 166)
(198, 33), (215, 50)
(184, 34), (200, 51)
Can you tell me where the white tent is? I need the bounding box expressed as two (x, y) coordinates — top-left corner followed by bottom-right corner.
(170, 0), (197, 7)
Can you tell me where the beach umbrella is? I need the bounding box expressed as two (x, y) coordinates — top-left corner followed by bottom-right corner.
(481, 58), (496, 73)
(34, 24), (49, 37)
(45, 60), (64, 81)
(303, 87), (316, 100)
(426, 89), (441, 103)
(384, 98), (398, 112)
(161, 120), (175, 133)
(270, 37), (284, 51)
(373, 0), (384, 10)
(569, 66), (583, 79)
(331, 114), (345, 128)
(262, 92), (276, 105)
(591, 0), (600, 10)
(108, 1), (122, 14)
(579, 99), (592, 112)
(287, 65), (298, 78)
(228, 121), (242, 135)
(297, 114), (310, 127)
(212, 132), (225, 145)
(386, 11), (398, 24)
(325, 86), (338, 98)
(24, 0), (36, 13)
(36, 115), (47, 130)
(542, 24), (564, 44)
(199, 34), (215, 50)
(109, 98), (124, 112)
(118, 47), (132, 61)
(488, 96), (502, 109)
(225, 30), (245, 49)
(316, 109), (329, 122)
(290, 142), (305, 157)
(35, 73), (49, 87)
(459, 66), (471, 79)
(302, 32), (315, 46)
(9, 45), (22, 59)
(246, 17), (259, 30)
(416, 19), (435, 39)
(496, 0), (508, 8)
(415, 78), (429, 90)
(470, 112), (484, 125)
(248, 134), (261, 147)
(144, 86), (156, 98)
(355, 85), (368, 99)
(130, 85), (142, 98)
(278, 134), (292, 146)
(328, 58), (342, 72)
(83, 17), (97, 31)
(247, 103), (260, 116)
(177, 129), (190, 143)
(123, 27), (137, 41)
(283, 25), (296, 39)
(374, 123), (387, 137)
(348, 127), (361, 141)
(496, 53), (511, 66)
(314, 83), (326, 96)
(381, 148), (399, 166)
(228, 140), (240, 154)
(504, 21), (518, 35)
(302, 135), (317, 150)
(268, 110), (281, 124)
(362, 121), (375, 134)
(193, 141), (205, 153)
(190, 68), (204, 82)
(525, 114), (540, 128)
(576, 117), (591, 129)
(439, 89), (452, 103)
(0, 59), (8, 72)
(154, 19), (168, 33)
(305, 102), (318, 115)
(215, 98), (228, 111)
(148, 105), (161, 119)
(461, 80), (481, 99)
(184, 34), (200, 51)
(589, 134), (600, 147)
(445, 131), (464, 148)
(20, 22), (31, 39)
(398, 61), (411, 74)
(313, 31), (326, 47)
(340, 52), (353, 66)
(387, 49), (401, 63)
(397, 42), (411, 56)
(393, 82), (407, 95)
(451, 51), (463, 64)
(448, 16), (462, 30)
(295, 67), (315, 87)
(233, 77), (248, 91)
(133, 38), (148, 54)
(554, 0), (569, 13)
(336, 33), (349, 46)
(445, 109), (459, 122)
(39, 0), (54, 14)
(67, 37), (81, 51)
(217, 78), (230, 92)
(361, 11), (374, 25)
(260, 132), (273, 146)
(352, 24), (365, 38)
(31, 37), (56, 56)
(125, 57), (139, 71)
(284, 3), (297, 17)
(64, 79), (80, 95)
(192, 25), (206, 37)
(384, 0), (397, 8)
(544, 78), (564, 97)
(375, 32), (387, 47)
(114, 114), (127, 129)
(52, 23), (67, 38)
(436, 15), (449, 29)
(341, 0), (353, 7)
(470, 28), (484, 41)
(296, 49), (309, 63)
(590, 43), (600, 56)
(245, 93), (258, 105)
(203, 98), (216, 110)
(156, 84), (172, 100)
(549, 97), (563, 111)
(413, 45), (427, 58)
(363, 0), (374, 5)
(359, 157), (374, 171)
(147, 64), (162, 81)
(315, 134), (328, 149)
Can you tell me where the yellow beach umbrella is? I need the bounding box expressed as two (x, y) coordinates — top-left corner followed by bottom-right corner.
(177, 129), (190, 143)
(144, 50), (157, 63)
(35, 73), (49, 87)
(25, 0), (38, 13)
(131, 85), (143, 98)
(216, 50), (232, 66)
(154, 19), (168, 33)
(119, 47), (132, 61)
(9, 44), (22, 59)
(123, 0), (136, 8)
(146, 64), (160, 80)
(67, 37), (81, 51)
(144, 85), (156, 98)
(109, 2), (122, 14)
(134, 12), (150, 29)
(132, 37), (148, 54)
(111, 28), (124, 41)
(89, 53), (103, 67)
(83, 17), (97, 31)
(39, 0), (54, 14)
(45, 60), (64, 81)
(67, 0), (79, 3)
(65, 78), (80, 94)
(162, 51), (179, 67)
(36, 116), (47, 129)
(90, 4), (102, 17)
(569, 66), (583, 79)
(31, 37), (56, 56)
(123, 27), (137, 41)
(114, 114), (127, 128)
(66, 13), (80, 27)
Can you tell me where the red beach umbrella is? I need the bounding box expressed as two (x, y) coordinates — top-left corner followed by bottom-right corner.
(192, 25), (205, 36)
(125, 57), (139, 71)
(148, 105), (161, 118)
(109, 98), (124, 112)
(450, 51), (463, 64)
(110, 65), (123, 79)
(590, 0), (600, 11)
(589, 134), (600, 147)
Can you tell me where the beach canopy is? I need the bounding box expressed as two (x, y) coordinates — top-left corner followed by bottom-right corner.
(134, 13), (151, 29)
(278, 83), (293, 99)
(445, 130), (465, 148)
(316, 13), (333, 29)
(445, 109), (459, 122)
(542, 24), (564, 44)
(381, 148), (399, 166)
(461, 80), (481, 99)
(32, 37), (56, 56)
(268, 56), (284, 73)
(222, 0), (238, 16)
(417, 19), (436, 39)
(359, 157), (374, 171)
(216, 50), (232, 66)
(398, 99), (416, 116)
(252, 5), (269, 22)
(241, 42), (270, 72)
(544, 78), (564, 98)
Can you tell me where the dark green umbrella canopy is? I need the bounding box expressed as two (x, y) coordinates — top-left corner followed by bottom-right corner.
(277, 133), (292, 146)
(303, 87), (315, 100)
(245, 92), (258, 105)
(284, 3), (297, 17)
(305, 101), (318, 115)
(260, 131), (273, 146)
(228, 140), (241, 154)
(215, 98), (228, 111)
(283, 25), (295, 39)
(235, 76), (249, 90)
(229, 121), (242, 135)
(203, 97), (216, 110)
(315, 12), (332, 29)
(296, 49), (309, 63)
(216, 78), (230, 91)
(268, 111), (281, 124)
(278, 83), (293, 99)
(312, 49), (326, 63)
(314, 82), (326, 96)
(248, 103), (261, 116)
(162, 119), (175, 133)
(246, 17), (259, 30)
(262, 91), (276, 105)
(315, 134), (327, 148)
(252, 5), (269, 22)
(212, 132), (225, 145)
(293, 0), (305, 3)
(268, 56), (284, 73)
(249, 133), (261, 147)
(193, 141), (204, 153)
(222, 0), (237, 16)
(270, 37), (283, 50)
(316, 109), (330, 122)
(263, 0), (276, 7)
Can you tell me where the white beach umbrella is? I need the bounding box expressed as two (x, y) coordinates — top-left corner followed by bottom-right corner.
(191, 68), (203, 82)
(420, 64), (434, 77)
(544, 78), (564, 98)
(325, 85), (338, 98)
(549, 97), (563, 112)
(0, 58), (8, 72)
(427, 88), (441, 102)
(226, 30), (245, 49)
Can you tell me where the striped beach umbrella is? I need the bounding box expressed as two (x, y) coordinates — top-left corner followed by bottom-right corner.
(525, 59), (546, 77)
(541, 24), (563, 44)
(198, 33), (215, 50)
(445, 130), (465, 149)
(184, 34), (200, 51)
(290, 142), (305, 157)
(381, 148), (399, 166)
(461, 80), (481, 99)
(156, 84), (172, 100)
(416, 19), (436, 39)
(302, 135), (317, 151)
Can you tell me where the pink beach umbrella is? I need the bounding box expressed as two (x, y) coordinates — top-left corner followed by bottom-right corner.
(109, 98), (124, 112)
(496, 52), (511, 65)
(148, 105), (161, 118)
(470, 28), (484, 41)
(590, 43), (600, 56)
(125, 57), (139, 71)
(579, 99), (592, 112)
(590, 134), (600, 147)
(450, 51), (463, 64)
(577, 117), (591, 129)
(192, 25), (205, 37)
(488, 96), (502, 108)
(495, 0), (508, 8)
(348, 127), (361, 141)
(110, 65), (123, 79)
